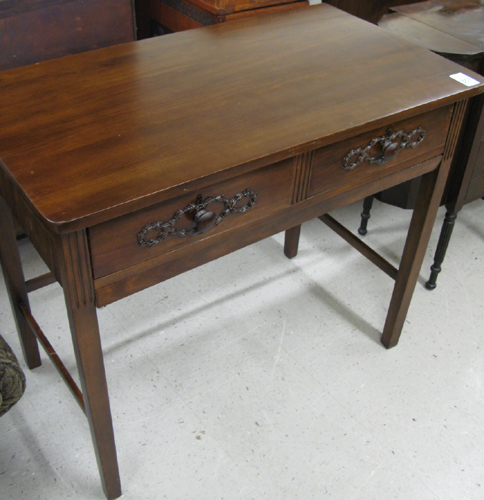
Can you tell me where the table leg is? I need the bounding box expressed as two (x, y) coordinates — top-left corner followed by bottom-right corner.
(381, 163), (448, 349)
(60, 231), (121, 499)
(284, 225), (302, 258)
(0, 196), (41, 369)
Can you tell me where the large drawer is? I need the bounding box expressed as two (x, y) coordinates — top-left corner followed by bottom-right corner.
(307, 106), (453, 199)
(89, 158), (295, 278)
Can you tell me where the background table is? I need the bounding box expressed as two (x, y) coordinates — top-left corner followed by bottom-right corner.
(361, 0), (484, 289)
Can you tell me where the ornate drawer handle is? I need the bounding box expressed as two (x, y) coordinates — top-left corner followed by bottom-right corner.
(137, 189), (257, 247)
(342, 127), (426, 171)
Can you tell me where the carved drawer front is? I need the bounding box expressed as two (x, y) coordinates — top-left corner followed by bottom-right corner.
(307, 106), (453, 199)
(89, 158), (295, 278)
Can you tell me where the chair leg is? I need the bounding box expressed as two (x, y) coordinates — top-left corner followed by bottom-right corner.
(358, 196), (374, 235)
(425, 209), (457, 290)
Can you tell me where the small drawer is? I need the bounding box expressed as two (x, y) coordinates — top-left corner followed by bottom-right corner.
(89, 158), (295, 278)
(307, 106), (453, 199)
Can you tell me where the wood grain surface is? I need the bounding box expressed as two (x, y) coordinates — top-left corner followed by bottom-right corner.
(0, 3), (483, 233)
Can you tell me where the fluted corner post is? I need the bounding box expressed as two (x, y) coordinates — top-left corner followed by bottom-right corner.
(285, 152), (313, 259)
(60, 230), (121, 500)
(0, 196), (41, 369)
(425, 209), (457, 290)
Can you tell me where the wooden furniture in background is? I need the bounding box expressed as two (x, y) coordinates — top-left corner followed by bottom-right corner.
(0, 0), (136, 236)
(0, 0), (136, 71)
(359, 0), (484, 289)
(322, 0), (421, 24)
(1, 5), (482, 498)
(137, 0), (307, 36)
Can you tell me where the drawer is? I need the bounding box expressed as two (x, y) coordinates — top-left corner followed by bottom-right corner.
(89, 158), (295, 278)
(307, 106), (453, 199)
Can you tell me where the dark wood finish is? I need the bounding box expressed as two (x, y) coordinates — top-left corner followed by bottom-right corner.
(391, 0), (484, 50)
(307, 107), (452, 199)
(0, 197), (41, 369)
(1, 8), (480, 234)
(426, 210), (457, 289)
(379, 13), (482, 62)
(323, 0), (420, 24)
(382, 98), (467, 345)
(454, 93), (484, 205)
(19, 302), (85, 411)
(89, 158), (295, 279)
(149, 0), (308, 34)
(319, 214), (399, 280)
(0, 5), (483, 497)
(173, 0), (297, 16)
(284, 225), (302, 259)
(0, 0), (135, 71)
(94, 155), (446, 308)
(60, 231), (121, 500)
(370, 0), (484, 289)
(135, 0), (152, 39)
(382, 163), (450, 346)
(358, 196), (374, 235)
(25, 272), (57, 293)
(0, 168), (64, 284)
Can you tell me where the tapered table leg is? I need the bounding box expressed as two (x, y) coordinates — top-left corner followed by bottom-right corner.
(284, 225), (302, 259)
(61, 231), (121, 499)
(381, 164), (448, 349)
(0, 196), (41, 369)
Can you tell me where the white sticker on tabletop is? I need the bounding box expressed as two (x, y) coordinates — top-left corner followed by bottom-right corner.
(450, 72), (480, 87)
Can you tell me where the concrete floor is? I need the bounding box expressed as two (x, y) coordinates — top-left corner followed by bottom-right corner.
(1, 199), (483, 499)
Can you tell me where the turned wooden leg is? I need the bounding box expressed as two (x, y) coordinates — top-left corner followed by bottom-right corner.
(358, 195), (374, 236)
(61, 231), (121, 499)
(381, 164), (447, 349)
(0, 197), (41, 369)
(284, 225), (302, 259)
(425, 209), (457, 290)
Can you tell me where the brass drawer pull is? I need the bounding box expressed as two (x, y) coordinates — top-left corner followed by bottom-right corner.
(137, 189), (257, 247)
(342, 127), (425, 171)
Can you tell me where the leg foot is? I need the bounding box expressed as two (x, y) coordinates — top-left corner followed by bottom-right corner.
(284, 225), (301, 259)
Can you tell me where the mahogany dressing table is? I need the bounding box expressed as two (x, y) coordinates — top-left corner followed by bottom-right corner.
(0, 5), (483, 498)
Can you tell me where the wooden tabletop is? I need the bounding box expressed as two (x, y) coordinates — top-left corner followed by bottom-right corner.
(0, 3), (483, 233)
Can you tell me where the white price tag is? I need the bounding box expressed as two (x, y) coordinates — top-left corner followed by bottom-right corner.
(449, 72), (480, 87)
